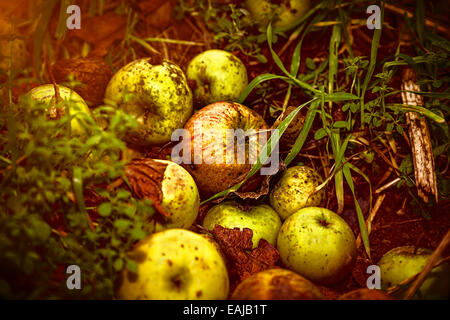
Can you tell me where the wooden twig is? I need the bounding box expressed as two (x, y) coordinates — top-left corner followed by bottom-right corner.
(401, 68), (438, 203)
(403, 230), (450, 300)
(356, 194), (386, 249)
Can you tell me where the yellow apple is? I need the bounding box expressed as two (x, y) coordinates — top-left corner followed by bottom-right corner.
(116, 229), (229, 300)
(153, 159), (200, 230)
(245, 0), (311, 29)
(270, 165), (325, 220)
(105, 58), (193, 147)
(277, 207), (356, 285)
(28, 84), (92, 136)
(186, 49), (248, 106)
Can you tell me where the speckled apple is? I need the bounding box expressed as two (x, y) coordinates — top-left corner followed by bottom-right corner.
(277, 207), (356, 285)
(378, 246), (449, 300)
(245, 0), (311, 29)
(270, 165), (325, 220)
(105, 58), (193, 147)
(186, 49), (248, 106)
(231, 268), (324, 300)
(203, 201), (281, 248)
(28, 84), (92, 136)
(116, 229), (229, 300)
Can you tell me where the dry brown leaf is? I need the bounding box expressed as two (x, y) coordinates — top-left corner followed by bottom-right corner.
(211, 225), (280, 282)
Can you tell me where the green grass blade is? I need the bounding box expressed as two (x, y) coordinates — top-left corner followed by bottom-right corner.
(360, 2), (383, 127)
(284, 99), (319, 165)
(238, 73), (289, 103)
(343, 163), (371, 258)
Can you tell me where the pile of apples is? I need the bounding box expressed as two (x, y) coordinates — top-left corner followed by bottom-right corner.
(29, 47), (448, 300)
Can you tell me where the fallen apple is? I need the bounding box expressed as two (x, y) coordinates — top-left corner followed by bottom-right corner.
(231, 268), (324, 300)
(337, 288), (394, 300)
(116, 229), (229, 300)
(182, 101), (269, 197)
(186, 49), (248, 106)
(104, 58), (193, 147)
(202, 201), (281, 248)
(28, 84), (92, 136)
(270, 165), (325, 220)
(245, 0), (311, 29)
(378, 246), (449, 300)
(277, 207), (356, 285)
(153, 159), (200, 230)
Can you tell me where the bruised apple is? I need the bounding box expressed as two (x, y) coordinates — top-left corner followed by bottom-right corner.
(178, 102), (269, 197)
(105, 58), (193, 147)
(116, 229), (229, 300)
(186, 49), (248, 106)
(231, 268), (323, 300)
(202, 201), (281, 248)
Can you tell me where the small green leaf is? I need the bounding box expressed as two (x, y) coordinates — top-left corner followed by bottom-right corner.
(98, 202), (112, 217)
(314, 128), (327, 140)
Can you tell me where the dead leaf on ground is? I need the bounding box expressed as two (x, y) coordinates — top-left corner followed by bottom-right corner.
(211, 225), (280, 283)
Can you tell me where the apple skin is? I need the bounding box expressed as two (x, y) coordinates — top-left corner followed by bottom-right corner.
(29, 84), (92, 136)
(270, 165), (325, 220)
(105, 58), (193, 147)
(277, 207), (356, 285)
(186, 49), (248, 106)
(245, 0), (311, 29)
(150, 160), (200, 231)
(231, 268), (324, 300)
(203, 201), (281, 248)
(378, 246), (449, 300)
(116, 229), (229, 300)
(183, 102), (269, 197)
(337, 288), (394, 300)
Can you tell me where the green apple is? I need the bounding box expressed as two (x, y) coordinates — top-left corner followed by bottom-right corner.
(116, 229), (229, 300)
(277, 207), (356, 285)
(105, 58), (193, 147)
(202, 201), (281, 248)
(182, 102), (269, 197)
(378, 246), (449, 300)
(270, 165), (325, 220)
(28, 84), (92, 136)
(245, 0), (311, 29)
(152, 159), (200, 230)
(231, 268), (324, 300)
(186, 49), (248, 106)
